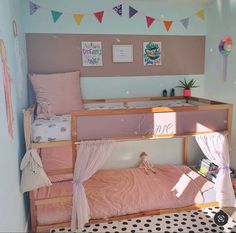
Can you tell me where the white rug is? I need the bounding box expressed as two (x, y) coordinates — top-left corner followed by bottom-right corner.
(51, 207), (236, 232)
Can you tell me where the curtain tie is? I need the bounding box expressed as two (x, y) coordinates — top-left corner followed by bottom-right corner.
(219, 166), (230, 171)
(72, 180), (83, 188)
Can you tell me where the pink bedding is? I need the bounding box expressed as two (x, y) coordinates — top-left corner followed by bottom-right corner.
(35, 165), (214, 226)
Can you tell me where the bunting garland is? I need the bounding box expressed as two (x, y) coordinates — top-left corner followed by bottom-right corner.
(113, 4), (123, 16)
(180, 17), (189, 29)
(51, 10), (63, 23)
(73, 14), (84, 26)
(163, 21), (173, 32)
(29, 1), (40, 15)
(94, 11), (104, 23)
(129, 6), (138, 19)
(146, 16), (155, 28)
(28, 1), (207, 32)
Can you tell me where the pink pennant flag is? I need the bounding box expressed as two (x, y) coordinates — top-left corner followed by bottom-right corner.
(146, 16), (155, 28)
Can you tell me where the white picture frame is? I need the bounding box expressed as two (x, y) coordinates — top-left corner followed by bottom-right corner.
(81, 41), (103, 66)
(112, 45), (133, 63)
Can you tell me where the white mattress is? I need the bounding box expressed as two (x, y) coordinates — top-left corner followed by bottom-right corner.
(31, 115), (71, 143)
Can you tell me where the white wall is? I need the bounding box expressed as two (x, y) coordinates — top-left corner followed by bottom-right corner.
(205, 0), (236, 168)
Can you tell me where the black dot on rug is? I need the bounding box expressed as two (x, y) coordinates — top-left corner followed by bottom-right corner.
(173, 219), (178, 222)
(136, 219), (141, 223)
(108, 221), (113, 224)
(200, 221), (206, 225)
(59, 228), (65, 231)
(211, 229), (217, 232)
(85, 224), (90, 228)
(187, 226), (191, 229)
(178, 228), (184, 232)
(114, 231), (119, 233)
(105, 231), (109, 233)
(166, 226), (171, 229)
(144, 224), (150, 227)
(183, 218), (187, 221)
(174, 214), (179, 217)
(181, 222), (186, 225)
(157, 218), (162, 221)
(183, 213), (187, 216)
(211, 223), (217, 227)
(155, 223), (160, 226)
(190, 219), (196, 222)
(156, 227), (161, 231)
(121, 227), (127, 231)
(82, 230), (86, 232)
(122, 222), (128, 225)
(192, 224), (197, 227)
(148, 230), (152, 232)
(133, 224), (137, 227)
(189, 231), (194, 233)
(174, 223), (178, 226)
(92, 228), (98, 232)
(103, 226), (107, 229)
(112, 226), (117, 229)
(146, 219), (152, 222)
(165, 221), (170, 224)
(139, 228), (143, 231)
(131, 230), (135, 233)
(164, 231), (170, 233)
(165, 215), (171, 218)
(95, 224), (100, 227)
(198, 228), (204, 232)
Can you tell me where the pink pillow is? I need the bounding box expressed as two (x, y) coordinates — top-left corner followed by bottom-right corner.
(30, 71), (83, 115)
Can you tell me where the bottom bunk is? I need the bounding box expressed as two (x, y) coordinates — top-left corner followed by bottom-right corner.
(31, 164), (217, 232)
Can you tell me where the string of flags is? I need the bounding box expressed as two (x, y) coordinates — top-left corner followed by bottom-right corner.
(29, 1), (205, 31)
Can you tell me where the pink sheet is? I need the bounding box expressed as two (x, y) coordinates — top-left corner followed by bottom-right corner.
(41, 146), (73, 182)
(35, 165), (214, 226)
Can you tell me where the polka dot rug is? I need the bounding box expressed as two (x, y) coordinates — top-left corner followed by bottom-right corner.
(51, 207), (236, 233)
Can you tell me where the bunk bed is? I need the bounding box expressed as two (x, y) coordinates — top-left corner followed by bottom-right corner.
(23, 95), (233, 232)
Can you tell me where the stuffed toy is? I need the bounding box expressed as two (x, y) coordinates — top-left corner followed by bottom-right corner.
(138, 152), (156, 174)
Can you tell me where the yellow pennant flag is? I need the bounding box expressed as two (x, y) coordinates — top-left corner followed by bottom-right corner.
(196, 9), (205, 20)
(73, 14), (84, 25)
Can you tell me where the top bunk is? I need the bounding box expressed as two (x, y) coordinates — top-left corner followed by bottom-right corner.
(24, 95), (233, 149)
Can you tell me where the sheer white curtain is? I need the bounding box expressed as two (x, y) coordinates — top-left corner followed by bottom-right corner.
(71, 140), (114, 232)
(195, 133), (235, 207)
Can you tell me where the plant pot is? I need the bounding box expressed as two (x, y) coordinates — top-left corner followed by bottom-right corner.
(183, 89), (191, 97)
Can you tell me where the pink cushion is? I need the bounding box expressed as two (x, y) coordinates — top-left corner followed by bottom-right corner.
(30, 71), (83, 115)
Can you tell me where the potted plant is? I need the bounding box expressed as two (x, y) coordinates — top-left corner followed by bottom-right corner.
(176, 78), (199, 97)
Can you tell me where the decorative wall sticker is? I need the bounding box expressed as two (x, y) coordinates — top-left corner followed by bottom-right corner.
(51, 10), (63, 23)
(180, 18), (190, 29)
(0, 40), (14, 138)
(163, 21), (173, 32)
(143, 42), (161, 66)
(73, 14), (84, 26)
(113, 4), (123, 16)
(94, 11), (104, 23)
(29, 1), (40, 15)
(146, 16), (155, 28)
(13, 20), (25, 99)
(219, 36), (232, 82)
(129, 6), (138, 19)
(81, 41), (103, 66)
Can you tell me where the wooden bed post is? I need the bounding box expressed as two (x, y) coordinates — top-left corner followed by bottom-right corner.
(227, 104), (233, 146)
(183, 137), (188, 165)
(29, 191), (37, 232)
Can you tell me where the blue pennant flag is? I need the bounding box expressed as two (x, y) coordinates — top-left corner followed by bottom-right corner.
(180, 17), (189, 29)
(129, 6), (138, 18)
(51, 10), (63, 23)
(113, 4), (122, 16)
(29, 1), (40, 15)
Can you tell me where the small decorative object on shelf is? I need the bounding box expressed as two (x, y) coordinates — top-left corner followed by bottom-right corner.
(162, 89), (167, 97)
(170, 88), (175, 97)
(176, 78), (199, 97)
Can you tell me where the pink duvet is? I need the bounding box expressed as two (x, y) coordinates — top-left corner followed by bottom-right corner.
(35, 165), (214, 225)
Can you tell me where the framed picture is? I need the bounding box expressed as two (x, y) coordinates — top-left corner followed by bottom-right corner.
(81, 41), (103, 66)
(113, 45), (133, 63)
(143, 42), (161, 66)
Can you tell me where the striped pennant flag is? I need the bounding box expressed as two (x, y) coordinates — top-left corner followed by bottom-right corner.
(29, 1), (40, 15)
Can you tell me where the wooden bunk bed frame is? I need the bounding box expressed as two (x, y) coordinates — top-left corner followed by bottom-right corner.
(24, 96), (233, 232)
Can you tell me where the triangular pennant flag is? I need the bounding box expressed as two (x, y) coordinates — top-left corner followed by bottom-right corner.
(180, 17), (189, 29)
(113, 4), (123, 16)
(129, 6), (138, 18)
(196, 9), (205, 20)
(94, 11), (104, 23)
(73, 14), (84, 26)
(51, 10), (63, 23)
(164, 20), (173, 32)
(29, 1), (40, 15)
(146, 16), (155, 28)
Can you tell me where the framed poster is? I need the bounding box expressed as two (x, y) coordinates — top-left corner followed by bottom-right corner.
(143, 42), (161, 66)
(81, 41), (103, 66)
(113, 45), (133, 62)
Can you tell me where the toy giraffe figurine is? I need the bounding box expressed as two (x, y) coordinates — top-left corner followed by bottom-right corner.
(138, 152), (156, 174)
